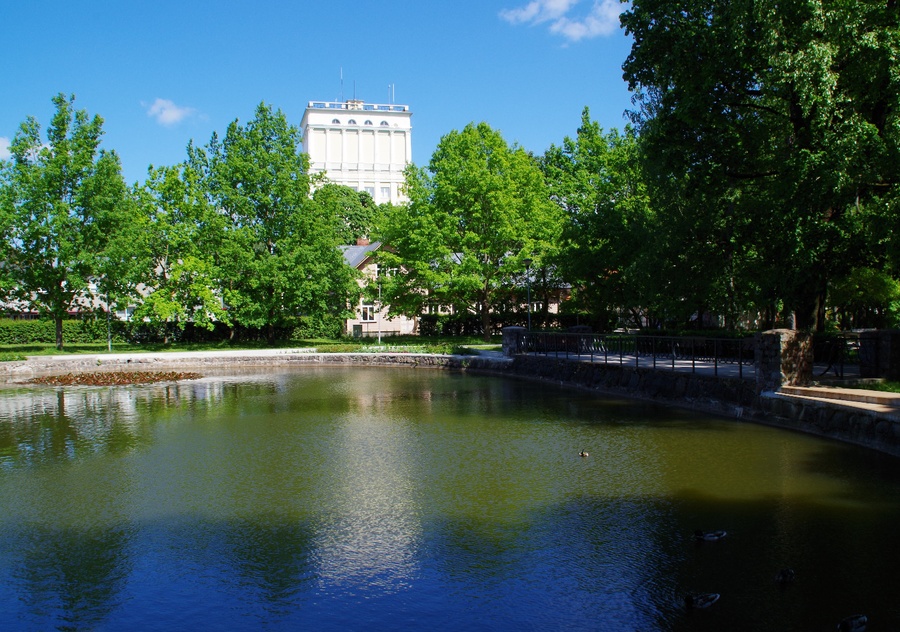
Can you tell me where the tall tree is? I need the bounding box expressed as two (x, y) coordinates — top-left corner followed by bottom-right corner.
(129, 160), (229, 338)
(203, 103), (355, 343)
(541, 109), (653, 329)
(0, 94), (128, 348)
(622, 0), (900, 331)
(312, 183), (378, 244)
(378, 122), (563, 340)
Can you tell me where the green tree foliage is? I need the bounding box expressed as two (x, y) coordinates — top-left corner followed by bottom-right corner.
(201, 103), (355, 343)
(541, 109), (653, 329)
(379, 122), (563, 340)
(0, 94), (128, 348)
(312, 183), (378, 244)
(829, 267), (900, 329)
(130, 161), (229, 338)
(621, 0), (900, 331)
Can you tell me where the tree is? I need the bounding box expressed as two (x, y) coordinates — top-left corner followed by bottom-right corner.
(0, 94), (128, 348)
(312, 183), (378, 244)
(378, 122), (563, 340)
(203, 103), (355, 343)
(129, 160), (230, 339)
(541, 109), (653, 329)
(621, 0), (900, 331)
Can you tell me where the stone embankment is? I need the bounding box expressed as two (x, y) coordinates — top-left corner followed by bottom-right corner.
(0, 348), (509, 383)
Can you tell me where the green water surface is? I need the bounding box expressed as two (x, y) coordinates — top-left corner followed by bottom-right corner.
(1, 367), (898, 631)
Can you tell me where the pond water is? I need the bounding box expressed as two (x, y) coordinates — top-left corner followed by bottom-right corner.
(1, 367), (900, 631)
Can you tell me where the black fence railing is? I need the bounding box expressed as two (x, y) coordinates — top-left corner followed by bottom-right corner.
(813, 332), (860, 379)
(516, 332), (757, 378)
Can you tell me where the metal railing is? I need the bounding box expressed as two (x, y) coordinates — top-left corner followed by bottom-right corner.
(517, 332), (756, 378)
(813, 332), (860, 379)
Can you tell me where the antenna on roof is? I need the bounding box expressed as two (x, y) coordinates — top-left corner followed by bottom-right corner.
(388, 83), (395, 104)
(340, 67), (344, 102)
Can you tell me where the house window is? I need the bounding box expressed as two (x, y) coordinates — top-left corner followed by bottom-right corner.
(332, 118), (340, 124)
(364, 120), (373, 125)
(364, 186), (375, 196)
(380, 121), (389, 126)
(361, 304), (377, 321)
(380, 186), (390, 200)
(348, 119), (357, 125)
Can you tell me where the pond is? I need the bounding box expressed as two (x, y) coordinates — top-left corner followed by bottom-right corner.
(1, 367), (899, 631)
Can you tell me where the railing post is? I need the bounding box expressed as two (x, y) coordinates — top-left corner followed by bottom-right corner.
(714, 339), (719, 376)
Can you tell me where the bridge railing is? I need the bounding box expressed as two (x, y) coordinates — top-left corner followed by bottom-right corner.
(516, 332), (756, 378)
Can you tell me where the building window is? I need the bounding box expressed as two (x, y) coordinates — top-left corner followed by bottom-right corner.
(380, 121), (389, 126)
(361, 304), (376, 321)
(380, 186), (390, 200)
(332, 118), (340, 124)
(348, 119), (357, 125)
(364, 186), (375, 196)
(364, 120), (373, 125)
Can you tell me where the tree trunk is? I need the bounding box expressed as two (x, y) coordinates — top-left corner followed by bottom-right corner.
(793, 279), (828, 332)
(480, 301), (492, 342)
(55, 316), (64, 350)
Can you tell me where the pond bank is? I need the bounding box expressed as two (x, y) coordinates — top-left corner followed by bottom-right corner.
(2, 349), (899, 457)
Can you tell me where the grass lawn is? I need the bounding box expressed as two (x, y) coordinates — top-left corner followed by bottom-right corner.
(865, 380), (900, 394)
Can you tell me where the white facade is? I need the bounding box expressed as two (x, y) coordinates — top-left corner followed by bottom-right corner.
(301, 99), (412, 205)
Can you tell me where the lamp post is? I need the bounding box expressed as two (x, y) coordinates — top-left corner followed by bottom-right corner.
(523, 258), (532, 331)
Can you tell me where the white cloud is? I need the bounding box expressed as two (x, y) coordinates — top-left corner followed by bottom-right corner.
(500, 0), (624, 41)
(145, 98), (197, 126)
(0, 136), (10, 161)
(499, 0), (579, 25)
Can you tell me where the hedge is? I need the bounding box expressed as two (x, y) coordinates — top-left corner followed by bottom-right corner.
(0, 318), (122, 345)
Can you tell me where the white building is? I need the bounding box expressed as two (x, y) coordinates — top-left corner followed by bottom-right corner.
(300, 99), (412, 205)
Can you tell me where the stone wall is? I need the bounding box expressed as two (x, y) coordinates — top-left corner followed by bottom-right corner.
(506, 354), (757, 418)
(0, 352), (505, 382)
(755, 329), (813, 391)
(758, 392), (900, 457)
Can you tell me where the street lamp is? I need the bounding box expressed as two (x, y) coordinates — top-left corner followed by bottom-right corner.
(523, 258), (532, 331)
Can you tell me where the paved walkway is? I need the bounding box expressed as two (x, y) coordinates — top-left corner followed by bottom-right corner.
(777, 384), (900, 418)
(519, 349), (757, 379)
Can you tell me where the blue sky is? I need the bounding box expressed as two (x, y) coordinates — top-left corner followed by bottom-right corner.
(1, 0), (635, 186)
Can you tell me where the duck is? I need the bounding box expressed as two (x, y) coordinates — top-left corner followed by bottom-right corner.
(684, 593), (719, 609)
(694, 529), (727, 541)
(579, 450), (589, 457)
(774, 567), (795, 584)
(837, 614), (867, 632)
